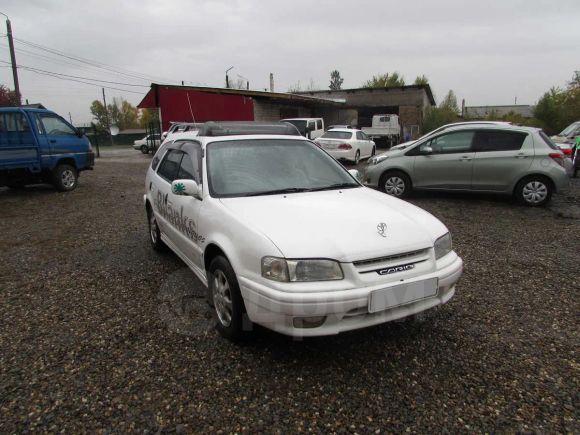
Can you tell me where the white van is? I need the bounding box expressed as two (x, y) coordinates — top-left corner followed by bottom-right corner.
(281, 118), (325, 139)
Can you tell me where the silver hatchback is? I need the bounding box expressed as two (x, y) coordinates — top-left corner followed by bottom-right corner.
(364, 125), (569, 206)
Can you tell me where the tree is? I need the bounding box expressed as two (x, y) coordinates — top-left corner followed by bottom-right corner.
(0, 85), (19, 107)
(420, 89), (460, 133)
(90, 97), (140, 132)
(439, 90), (459, 113)
(414, 75), (429, 85)
(362, 72), (405, 88)
(139, 108), (160, 129)
(534, 71), (580, 134)
(329, 70), (344, 90)
(288, 81), (302, 93)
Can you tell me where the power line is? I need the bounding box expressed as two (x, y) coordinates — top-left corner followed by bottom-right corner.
(12, 36), (178, 85)
(0, 61), (145, 95)
(0, 60), (149, 87)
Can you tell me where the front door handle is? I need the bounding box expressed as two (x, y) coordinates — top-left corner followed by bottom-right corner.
(459, 155), (472, 161)
(515, 153), (528, 158)
(49, 139), (56, 143)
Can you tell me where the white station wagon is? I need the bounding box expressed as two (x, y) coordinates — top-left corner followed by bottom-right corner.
(144, 122), (463, 340)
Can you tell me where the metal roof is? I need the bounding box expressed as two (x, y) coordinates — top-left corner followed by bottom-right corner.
(138, 84), (345, 109)
(295, 84), (437, 106)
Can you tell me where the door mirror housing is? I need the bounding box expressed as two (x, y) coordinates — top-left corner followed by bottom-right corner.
(421, 146), (433, 154)
(172, 179), (201, 199)
(348, 169), (362, 181)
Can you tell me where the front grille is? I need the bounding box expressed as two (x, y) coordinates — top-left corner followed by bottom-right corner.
(353, 248), (429, 268)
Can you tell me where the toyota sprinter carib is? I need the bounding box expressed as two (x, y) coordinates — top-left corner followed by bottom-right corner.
(144, 122), (463, 340)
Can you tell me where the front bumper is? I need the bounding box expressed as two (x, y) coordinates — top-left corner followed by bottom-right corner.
(239, 254), (463, 337)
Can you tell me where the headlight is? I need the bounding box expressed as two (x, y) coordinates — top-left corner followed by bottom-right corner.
(368, 154), (389, 165)
(261, 257), (343, 282)
(434, 232), (452, 260)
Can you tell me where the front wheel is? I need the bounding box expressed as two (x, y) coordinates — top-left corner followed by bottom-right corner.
(140, 145), (149, 154)
(515, 177), (552, 206)
(208, 256), (248, 341)
(53, 164), (78, 192)
(379, 171), (412, 198)
(147, 207), (166, 251)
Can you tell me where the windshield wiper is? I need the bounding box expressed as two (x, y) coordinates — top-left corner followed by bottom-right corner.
(244, 187), (311, 196)
(309, 183), (359, 192)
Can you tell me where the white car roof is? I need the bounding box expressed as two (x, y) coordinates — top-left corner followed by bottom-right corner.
(326, 128), (358, 133)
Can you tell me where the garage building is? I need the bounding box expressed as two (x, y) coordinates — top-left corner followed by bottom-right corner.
(137, 83), (435, 139)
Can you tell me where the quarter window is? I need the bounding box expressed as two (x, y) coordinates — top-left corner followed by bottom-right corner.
(474, 130), (527, 152)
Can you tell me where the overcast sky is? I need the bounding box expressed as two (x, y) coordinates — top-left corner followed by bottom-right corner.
(1, 0), (579, 125)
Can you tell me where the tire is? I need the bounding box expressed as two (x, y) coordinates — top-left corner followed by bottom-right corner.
(379, 171), (412, 198)
(140, 145), (149, 154)
(208, 256), (248, 341)
(52, 164), (78, 192)
(371, 146), (376, 157)
(147, 207), (166, 251)
(515, 176), (553, 206)
(354, 150), (360, 165)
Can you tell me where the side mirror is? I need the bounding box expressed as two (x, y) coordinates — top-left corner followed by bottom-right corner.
(422, 146), (433, 154)
(171, 179), (201, 199)
(76, 129), (84, 138)
(348, 169), (362, 181)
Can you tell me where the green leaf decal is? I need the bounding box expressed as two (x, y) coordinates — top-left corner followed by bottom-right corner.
(174, 182), (186, 194)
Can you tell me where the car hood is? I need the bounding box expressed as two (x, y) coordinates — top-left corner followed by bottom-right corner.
(219, 187), (447, 262)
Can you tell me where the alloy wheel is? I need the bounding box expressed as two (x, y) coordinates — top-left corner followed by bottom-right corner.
(384, 176), (405, 196)
(213, 270), (233, 327)
(522, 181), (548, 204)
(61, 170), (76, 188)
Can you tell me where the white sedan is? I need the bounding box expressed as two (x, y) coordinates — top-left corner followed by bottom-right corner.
(133, 134), (161, 153)
(315, 129), (376, 164)
(145, 122), (463, 340)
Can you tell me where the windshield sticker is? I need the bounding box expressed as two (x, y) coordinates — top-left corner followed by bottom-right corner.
(154, 190), (205, 244)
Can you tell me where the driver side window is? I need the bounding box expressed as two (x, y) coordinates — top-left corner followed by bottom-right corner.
(39, 115), (76, 136)
(420, 131), (475, 155)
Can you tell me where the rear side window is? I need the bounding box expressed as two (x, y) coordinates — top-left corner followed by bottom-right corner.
(0, 112), (31, 132)
(538, 130), (560, 151)
(316, 120), (322, 130)
(157, 149), (183, 182)
(474, 130), (527, 152)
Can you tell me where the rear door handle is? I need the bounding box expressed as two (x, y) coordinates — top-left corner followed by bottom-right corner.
(515, 153), (528, 158)
(459, 155), (472, 161)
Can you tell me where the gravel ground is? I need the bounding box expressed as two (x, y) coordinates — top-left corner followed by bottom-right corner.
(0, 147), (578, 433)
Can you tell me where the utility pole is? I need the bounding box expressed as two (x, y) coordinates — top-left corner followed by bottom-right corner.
(1, 12), (21, 105)
(102, 88), (113, 146)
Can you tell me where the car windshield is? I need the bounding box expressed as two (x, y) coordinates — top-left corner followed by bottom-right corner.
(320, 131), (352, 140)
(559, 122), (580, 136)
(283, 120), (306, 135)
(207, 139), (359, 197)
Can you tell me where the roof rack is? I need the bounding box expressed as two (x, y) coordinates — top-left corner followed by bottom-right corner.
(197, 121), (301, 137)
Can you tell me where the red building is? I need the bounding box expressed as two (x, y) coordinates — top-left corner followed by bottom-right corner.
(137, 84), (345, 132)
